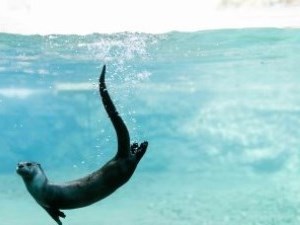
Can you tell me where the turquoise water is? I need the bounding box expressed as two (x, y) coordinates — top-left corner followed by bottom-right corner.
(1, 28), (300, 225)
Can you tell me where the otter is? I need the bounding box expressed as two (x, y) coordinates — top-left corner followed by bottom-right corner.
(16, 65), (148, 225)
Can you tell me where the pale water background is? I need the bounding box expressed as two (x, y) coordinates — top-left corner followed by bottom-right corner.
(1, 29), (300, 225)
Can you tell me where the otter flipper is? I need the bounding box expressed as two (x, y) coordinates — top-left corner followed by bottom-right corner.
(99, 65), (130, 158)
(43, 206), (66, 225)
(131, 141), (148, 162)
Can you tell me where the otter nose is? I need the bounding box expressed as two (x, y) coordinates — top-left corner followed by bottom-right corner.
(17, 163), (24, 169)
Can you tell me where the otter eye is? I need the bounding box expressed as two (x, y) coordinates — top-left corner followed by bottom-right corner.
(26, 162), (33, 167)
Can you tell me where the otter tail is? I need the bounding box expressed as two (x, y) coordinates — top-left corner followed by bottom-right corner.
(99, 65), (130, 158)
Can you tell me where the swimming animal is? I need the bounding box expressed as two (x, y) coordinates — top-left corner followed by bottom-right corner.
(16, 65), (148, 225)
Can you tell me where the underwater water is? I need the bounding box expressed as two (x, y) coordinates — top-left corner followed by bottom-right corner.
(1, 28), (300, 225)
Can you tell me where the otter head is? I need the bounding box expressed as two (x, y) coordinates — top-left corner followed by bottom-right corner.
(16, 161), (43, 181)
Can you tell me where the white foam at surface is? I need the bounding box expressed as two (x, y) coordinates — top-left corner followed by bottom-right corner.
(0, 0), (299, 35)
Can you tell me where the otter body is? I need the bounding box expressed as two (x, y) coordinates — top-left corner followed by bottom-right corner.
(16, 65), (148, 225)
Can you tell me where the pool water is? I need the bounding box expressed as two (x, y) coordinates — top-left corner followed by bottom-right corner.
(1, 28), (300, 225)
